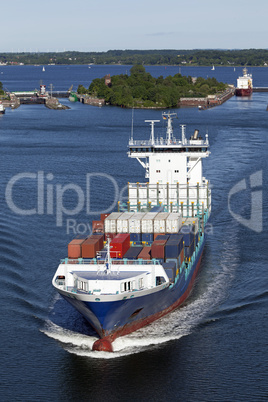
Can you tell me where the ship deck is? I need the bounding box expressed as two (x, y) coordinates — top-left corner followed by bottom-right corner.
(72, 270), (148, 281)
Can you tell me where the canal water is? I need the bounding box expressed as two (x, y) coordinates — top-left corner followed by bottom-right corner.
(0, 65), (267, 401)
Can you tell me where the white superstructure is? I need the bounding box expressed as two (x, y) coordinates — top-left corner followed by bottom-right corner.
(237, 67), (253, 90)
(127, 112), (211, 217)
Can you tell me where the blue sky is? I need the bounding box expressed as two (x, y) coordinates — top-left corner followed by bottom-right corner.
(1, 0), (267, 52)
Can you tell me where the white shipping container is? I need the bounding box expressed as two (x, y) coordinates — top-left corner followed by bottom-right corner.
(116, 212), (134, 233)
(153, 212), (170, 233)
(166, 212), (182, 233)
(104, 212), (122, 233)
(182, 217), (199, 234)
(141, 212), (158, 233)
(128, 212), (146, 233)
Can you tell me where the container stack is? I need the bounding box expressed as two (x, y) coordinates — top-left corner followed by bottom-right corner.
(141, 212), (158, 244)
(129, 212), (146, 243)
(180, 224), (195, 259)
(66, 212), (200, 269)
(104, 212), (122, 240)
(165, 234), (184, 269)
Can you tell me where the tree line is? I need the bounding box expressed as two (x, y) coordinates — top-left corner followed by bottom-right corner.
(77, 65), (227, 108)
(0, 81), (4, 95)
(0, 49), (267, 66)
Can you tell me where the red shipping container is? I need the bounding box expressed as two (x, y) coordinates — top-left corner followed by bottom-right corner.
(138, 246), (151, 260)
(82, 238), (99, 258)
(151, 239), (167, 259)
(92, 220), (104, 233)
(90, 234), (104, 251)
(110, 233), (130, 259)
(68, 238), (86, 259)
(101, 213), (110, 222)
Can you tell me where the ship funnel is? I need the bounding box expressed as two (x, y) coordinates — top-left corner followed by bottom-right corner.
(193, 129), (199, 139)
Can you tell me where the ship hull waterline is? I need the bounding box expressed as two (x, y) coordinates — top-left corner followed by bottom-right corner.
(58, 238), (205, 351)
(235, 88), (253, 96)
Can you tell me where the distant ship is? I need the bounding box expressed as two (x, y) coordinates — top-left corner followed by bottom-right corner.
(236, 67), (253, 96)
(42, 66), (45, 72)
(211, 65), (215, 71)
(52, 112), (211, 352)
(0, 102), (5, 114)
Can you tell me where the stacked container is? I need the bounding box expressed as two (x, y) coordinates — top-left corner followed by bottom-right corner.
(151, 238), (168, 259)
(116, 212), (134, 233)
(81, 237), (99, 259)
(183, 217), (200, 246)
(153, 212), (169, 234)
(163, 261), (177, 282)
(129, 212), (146, 243)
(141, 212), (158, 244)
(138, 246), (151, 260)
(166, 212), (182, 233)
(68, 238), (86, 259)
(104, 212), (122, 240)
(110, 233), (130, 259)
(180, 224), (195, 259)
(123, 246), (143, 260)
(81, 234), (104, 258)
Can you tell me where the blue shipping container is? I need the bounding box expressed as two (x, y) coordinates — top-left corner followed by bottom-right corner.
(166, 258), (179, 269)
(163, 261), (176, 282)
(123, 246), (143, 260)
(142, 233), (154, 243)
(155, 234), (170, 241)
(165, 234), (183, 259)
(130, 233), (142, 242)
(184, 240), (195, 258)
(180, 225), (194, 247)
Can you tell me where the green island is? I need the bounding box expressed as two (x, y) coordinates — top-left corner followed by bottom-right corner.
(0, 49), (267, 66)
(0, 81), (4, 95)
(78, 65), (227, 108)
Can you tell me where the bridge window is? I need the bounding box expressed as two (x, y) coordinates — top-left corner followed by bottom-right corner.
(174, 170), (179, 173)
(156, 170), (161, 173)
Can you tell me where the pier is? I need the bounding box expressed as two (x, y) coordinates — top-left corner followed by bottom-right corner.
(253, 87), (268, 92)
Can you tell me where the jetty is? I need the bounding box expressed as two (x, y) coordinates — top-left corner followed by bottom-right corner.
(179, 86), (235, 109)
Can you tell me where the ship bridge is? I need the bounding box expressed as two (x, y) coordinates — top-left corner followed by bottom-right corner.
(126, 112), (211, 217)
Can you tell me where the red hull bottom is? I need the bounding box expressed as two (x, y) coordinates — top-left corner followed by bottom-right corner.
(92, 251), (203, 352)
(235, 88), (253, 96)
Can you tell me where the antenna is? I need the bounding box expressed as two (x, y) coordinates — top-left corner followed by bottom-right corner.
(181, 124), (186, 144)
(145, 120), (160, 145)
(130, 108), (134, 142)
(163, 112), (177, 143)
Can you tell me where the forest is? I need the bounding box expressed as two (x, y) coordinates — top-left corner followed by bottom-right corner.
(78, 65), (228, 108)
(0, 49), (267, 66)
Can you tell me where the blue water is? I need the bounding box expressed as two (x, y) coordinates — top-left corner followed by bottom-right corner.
(0, 66), (267, 401)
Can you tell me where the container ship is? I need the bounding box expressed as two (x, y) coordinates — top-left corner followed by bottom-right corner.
(52, 112), (211, 352)
(236, 67), (253, 96)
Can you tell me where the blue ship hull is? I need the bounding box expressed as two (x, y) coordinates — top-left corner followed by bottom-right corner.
(62, 235), (205, 342)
